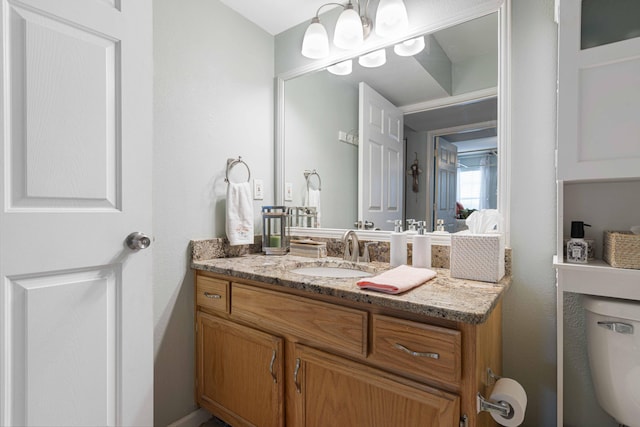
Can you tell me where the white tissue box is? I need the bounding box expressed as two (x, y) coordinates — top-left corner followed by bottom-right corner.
(450, 232), (505, 283)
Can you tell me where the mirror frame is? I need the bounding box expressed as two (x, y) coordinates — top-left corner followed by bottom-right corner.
(275, 0), (511, 246)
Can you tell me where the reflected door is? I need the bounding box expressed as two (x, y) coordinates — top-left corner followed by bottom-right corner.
(0, 1), (153, 425)
(358, 83), (404, 231)
(433, 137), (458, 232)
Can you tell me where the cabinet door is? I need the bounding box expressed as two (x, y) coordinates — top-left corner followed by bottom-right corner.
(291, 344), (459, 427)
(557, 0), (640, 181)
(197, 312), (284, 427)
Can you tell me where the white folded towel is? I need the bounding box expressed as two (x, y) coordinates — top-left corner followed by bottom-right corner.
(226, 182), (254, 246)
(307, 189), (321, 227)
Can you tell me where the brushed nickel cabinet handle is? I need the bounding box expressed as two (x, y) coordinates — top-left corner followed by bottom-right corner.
(203, 292), (221, 299)
(269, 349), (277, 383)
(293, 358), (301, 393)
(394, 343), (440, 359)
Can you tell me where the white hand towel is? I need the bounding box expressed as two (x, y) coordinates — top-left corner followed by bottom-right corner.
(307, 189), (321, 227)
(226, 182), (254, 246)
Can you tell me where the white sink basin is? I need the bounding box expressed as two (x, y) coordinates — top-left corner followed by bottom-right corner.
(290, 266), (372, 278)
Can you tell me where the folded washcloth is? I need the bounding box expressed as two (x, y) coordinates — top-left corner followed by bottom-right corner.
(226, 181), (254, 246)
(357, 265), (437, 294)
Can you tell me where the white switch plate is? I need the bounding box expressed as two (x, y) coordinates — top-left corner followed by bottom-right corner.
(285, 182), (293, 201)
(253, 179), (264, 200)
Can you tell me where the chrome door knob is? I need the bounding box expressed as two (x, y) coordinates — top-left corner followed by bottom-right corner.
(126, 232), (151, 250)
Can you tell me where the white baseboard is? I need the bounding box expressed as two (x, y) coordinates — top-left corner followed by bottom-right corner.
(167, 408), (212, 427)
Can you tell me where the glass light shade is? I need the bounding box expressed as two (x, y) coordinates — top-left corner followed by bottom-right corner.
(327, 59), (353, 75)
(301, 18), (330, 59)
(358, 48), (387, 68)
(333, 6), (364, 50)
(375, 0), (409, 37)
(393, 36), (425, 56)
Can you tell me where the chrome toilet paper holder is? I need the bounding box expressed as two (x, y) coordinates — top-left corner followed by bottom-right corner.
(477, 368), (513, 419)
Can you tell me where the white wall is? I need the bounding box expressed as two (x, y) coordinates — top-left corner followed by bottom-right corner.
(153, 1), (274, 425)
(506, 1), (557, 425)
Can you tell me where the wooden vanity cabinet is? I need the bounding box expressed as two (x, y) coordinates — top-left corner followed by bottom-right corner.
(195, 270), (502, 427)
(196, 312), (284, 427)
(291, 344), (459, 427)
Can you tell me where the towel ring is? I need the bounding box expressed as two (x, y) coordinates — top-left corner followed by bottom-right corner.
(225, 156), (251, 183)
(304, 169), (322, 191)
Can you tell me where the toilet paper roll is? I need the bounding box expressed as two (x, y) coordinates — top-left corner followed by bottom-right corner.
(489, 378), (527, 427)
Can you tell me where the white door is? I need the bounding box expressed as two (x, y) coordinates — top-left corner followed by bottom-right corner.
(0, 1), (153, 426)
(433, 137), (457, 232)
(358, 83), (404, 231)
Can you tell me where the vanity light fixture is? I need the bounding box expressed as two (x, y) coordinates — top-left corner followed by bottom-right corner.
(301, 0), (409, 59)
(393, 35), (426, 56)
(301, 17), (330, 59)
(327, 59), (353, 75)
(358, 48), (387, 68)
(375, 0), (409, 37)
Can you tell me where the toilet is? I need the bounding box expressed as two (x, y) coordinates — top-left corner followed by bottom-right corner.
(583, 295), (640, 426)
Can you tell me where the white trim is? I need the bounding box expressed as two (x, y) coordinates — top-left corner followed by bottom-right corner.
(400, 87), (497, 114)
(167, 408), (212, 427)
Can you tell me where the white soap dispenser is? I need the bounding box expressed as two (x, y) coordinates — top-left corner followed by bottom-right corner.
(566, 221), (591, 264)
(388, 219), (407, 267)
(412, 221), (432, 269)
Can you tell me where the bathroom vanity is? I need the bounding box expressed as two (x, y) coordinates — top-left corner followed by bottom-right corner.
(192, 254), (509, 427)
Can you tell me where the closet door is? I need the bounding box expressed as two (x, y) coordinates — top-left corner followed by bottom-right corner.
(557, 0), (640, 181)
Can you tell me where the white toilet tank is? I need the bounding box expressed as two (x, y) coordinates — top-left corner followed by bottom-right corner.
(583, 295), (640, 426)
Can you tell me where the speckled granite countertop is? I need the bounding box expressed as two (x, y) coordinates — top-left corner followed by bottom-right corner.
(191, 254), (510, 324)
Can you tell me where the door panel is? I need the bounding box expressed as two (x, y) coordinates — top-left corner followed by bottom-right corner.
(294, 344), (459, 427)
(434, 137), (458, 232)
(359, 82), (404, 231)
(0, 0), (152, 425)
(8, 268), (119, 426)
(197, 313), (284, 427)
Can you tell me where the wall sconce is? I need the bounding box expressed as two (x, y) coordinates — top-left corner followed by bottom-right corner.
(301, 0), (409, 59)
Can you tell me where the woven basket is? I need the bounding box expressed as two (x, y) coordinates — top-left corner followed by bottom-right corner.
(603, 231), (640, 270)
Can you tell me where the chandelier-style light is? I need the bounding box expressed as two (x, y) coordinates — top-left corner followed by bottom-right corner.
(301, 0), (409, 59)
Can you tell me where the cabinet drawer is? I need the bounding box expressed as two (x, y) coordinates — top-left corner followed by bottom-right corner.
(370, 314), (461, 386)
(232, 284), (367, 358)
(196, 275), (230, 313)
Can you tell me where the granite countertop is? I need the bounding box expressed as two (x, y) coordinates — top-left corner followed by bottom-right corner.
(191, 254), (511, 324)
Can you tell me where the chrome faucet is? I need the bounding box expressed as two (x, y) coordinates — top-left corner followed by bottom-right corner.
(342, 229), (360, 262)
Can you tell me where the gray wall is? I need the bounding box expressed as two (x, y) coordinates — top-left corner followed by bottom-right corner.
(284, 71), (358, 228)
(153, 1), (274, 425)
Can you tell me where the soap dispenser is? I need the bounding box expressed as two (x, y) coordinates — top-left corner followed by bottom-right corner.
(566, 221), (591, 264)
(388, 219), (407, 267)
(412, 221), (432, 269)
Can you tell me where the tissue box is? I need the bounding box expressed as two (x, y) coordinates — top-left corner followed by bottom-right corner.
(450, 233), (505, 283)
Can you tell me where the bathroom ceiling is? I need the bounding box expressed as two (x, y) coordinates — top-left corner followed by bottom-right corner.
(219, 0), (339, 35)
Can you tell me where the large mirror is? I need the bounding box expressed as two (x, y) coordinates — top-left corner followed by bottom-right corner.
(278, 8), (508, 240)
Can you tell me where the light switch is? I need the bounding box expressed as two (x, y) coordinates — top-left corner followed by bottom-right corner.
(253, 179), (264, 200)
(285, 182), (293, 201)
